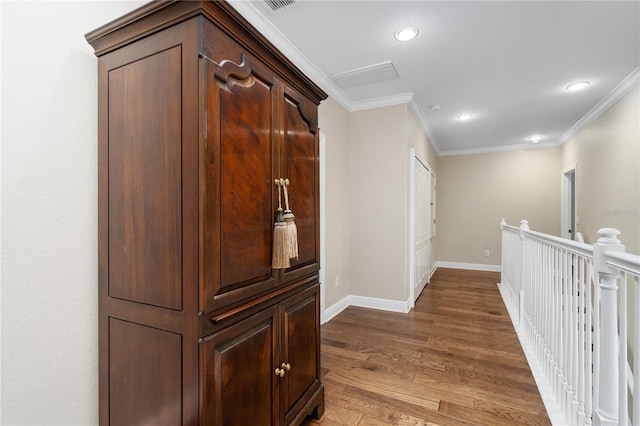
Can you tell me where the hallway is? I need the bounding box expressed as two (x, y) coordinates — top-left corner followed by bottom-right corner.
(303, 268), (550, 425)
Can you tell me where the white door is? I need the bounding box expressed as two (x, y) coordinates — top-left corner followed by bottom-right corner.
(410, 150), (431, 305)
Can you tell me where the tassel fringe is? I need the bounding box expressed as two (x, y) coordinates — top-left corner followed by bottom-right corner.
(286, 219), (298, 260)
(272, 221), (290, 269)
(282, 182), (298, 260)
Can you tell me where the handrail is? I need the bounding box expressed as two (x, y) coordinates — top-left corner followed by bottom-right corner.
(499, 219), (640, 426)
(605, 251), (640, 276)
(522, 228), (594, 258)
(502, 223), (520, 232)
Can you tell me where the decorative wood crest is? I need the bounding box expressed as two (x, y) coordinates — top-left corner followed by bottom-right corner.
(285, 91), (318, 132)
(212, 54), (265, 93)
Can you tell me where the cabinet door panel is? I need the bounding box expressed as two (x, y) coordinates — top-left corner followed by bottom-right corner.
(203, 56), (278, 312)
(281, 89), (320, 284)
(202, 306), (279, 425)
(109, 319), (182, 425)
(108, 46), (182, 310)
(281, 285), (321, 419)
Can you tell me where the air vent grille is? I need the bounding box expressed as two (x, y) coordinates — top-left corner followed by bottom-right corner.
(330, 61), (400, 89)
(264, 0), (297, 13)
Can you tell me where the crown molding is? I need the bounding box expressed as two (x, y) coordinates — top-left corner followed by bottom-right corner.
(407, 95), (441, 155)
(438, 141), (560, 157)
(556, 67), (639, 146)
(348, 92), (413, 111)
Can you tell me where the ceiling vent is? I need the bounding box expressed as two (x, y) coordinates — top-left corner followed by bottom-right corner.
(264, 0), (298, 13)
(330, 61), (400, 89)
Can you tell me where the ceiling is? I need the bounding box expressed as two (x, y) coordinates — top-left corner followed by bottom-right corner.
(229, 0), (640, 156)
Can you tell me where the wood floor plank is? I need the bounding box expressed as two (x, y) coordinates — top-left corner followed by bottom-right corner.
(302, 268), (549, 425)
(341, 387), (477, 426)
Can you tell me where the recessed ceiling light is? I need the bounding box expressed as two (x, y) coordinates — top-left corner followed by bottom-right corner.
(566, 81), (590, 91)
(395, 26), (418, 42)
(431, 103), (441, 111)
(457, 113), (473, 121)
(529, 135), (543, 144)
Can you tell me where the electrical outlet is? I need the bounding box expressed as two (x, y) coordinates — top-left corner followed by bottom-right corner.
(484, 249), (490, 257)
(335, 277), (340, 288)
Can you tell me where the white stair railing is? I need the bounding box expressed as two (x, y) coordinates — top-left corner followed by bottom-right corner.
(499, 220), (640, 426)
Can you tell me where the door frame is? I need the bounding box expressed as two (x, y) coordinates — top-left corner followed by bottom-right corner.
(561, 164), (577, 240)
(319, 132), (326, 323)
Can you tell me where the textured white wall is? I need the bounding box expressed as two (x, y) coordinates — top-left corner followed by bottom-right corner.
(1, 2), (144, 424)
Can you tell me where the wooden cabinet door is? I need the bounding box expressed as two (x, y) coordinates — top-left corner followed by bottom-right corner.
(279, 86), (321, 285)
(202, 55), (279, 313)
(280, 285), (321, 423)
(201, 306), (279, 426)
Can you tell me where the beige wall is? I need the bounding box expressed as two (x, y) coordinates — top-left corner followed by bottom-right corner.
(318, 97), (351, 308)
(348, 105), (410, 301)
(562, 85), (640, 254)
(319, 101), (438, 306)
(437, 148), (562, 265)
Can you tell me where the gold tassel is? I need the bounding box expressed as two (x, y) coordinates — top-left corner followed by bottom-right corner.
(282, 179), (298, 260)
(272, 179), (290, 269)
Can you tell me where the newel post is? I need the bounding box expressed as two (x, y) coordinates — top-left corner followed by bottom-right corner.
(593, 228), (625, 426)
(518, 220), (529, 330)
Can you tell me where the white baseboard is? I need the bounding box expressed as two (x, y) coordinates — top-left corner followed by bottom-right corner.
(436, 261), (501, 272)
(322, 296), (350, 324)
(348, 295), (411, 314)
(429, 264), (437, 279)
(323, 294), (411, 324)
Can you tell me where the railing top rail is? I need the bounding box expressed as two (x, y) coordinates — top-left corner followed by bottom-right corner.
(502, 224), (520, 233)
(521, 228), (594, 258)
(605, 251), (640, 277)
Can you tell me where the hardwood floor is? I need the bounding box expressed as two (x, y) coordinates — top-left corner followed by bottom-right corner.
(302, 268), (550, 426)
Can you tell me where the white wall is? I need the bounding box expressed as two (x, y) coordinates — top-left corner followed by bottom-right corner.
(1, 2), (145, 424)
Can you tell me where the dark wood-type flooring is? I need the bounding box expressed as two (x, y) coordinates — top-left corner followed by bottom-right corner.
(302, 268), (550, 425)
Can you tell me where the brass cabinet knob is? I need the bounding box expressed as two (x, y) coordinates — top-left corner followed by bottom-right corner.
(275, 368), (285, 377)
(281, 362), (291, 371)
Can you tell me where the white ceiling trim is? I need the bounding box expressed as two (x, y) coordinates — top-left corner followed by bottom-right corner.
(407, 96), (440, 155)
(438, 141), (561, 158)
(556, 67), (640, 146)
(348, 92), (414, 111)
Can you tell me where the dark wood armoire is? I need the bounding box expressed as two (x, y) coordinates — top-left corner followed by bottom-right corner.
(85, 1), (327, 424)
